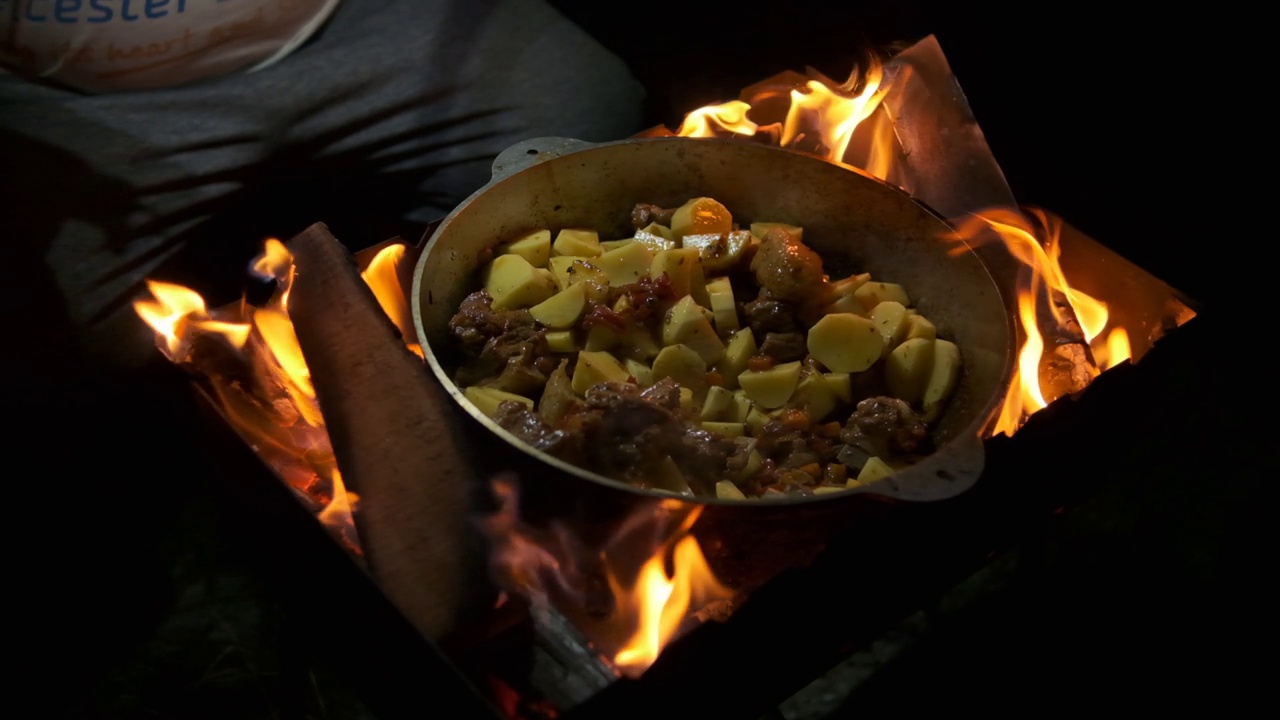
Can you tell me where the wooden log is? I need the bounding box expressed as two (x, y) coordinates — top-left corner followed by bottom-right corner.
(286, 221), (492, 643)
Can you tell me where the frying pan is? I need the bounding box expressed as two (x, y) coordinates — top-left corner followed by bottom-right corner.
(411, 136), (1014, 581)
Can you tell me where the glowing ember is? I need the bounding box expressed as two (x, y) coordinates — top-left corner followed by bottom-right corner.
(482, 475), (732, 678)
(133, 238), (423, 556)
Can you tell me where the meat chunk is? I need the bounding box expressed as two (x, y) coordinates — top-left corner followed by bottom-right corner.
(759, 332), (807, 362)
(839, 396), (930, 460)
(741, 293), (799, 335)
(448, 290), (556, 391)
(748, 228), (829, 306)
(631, 203), (676, 229)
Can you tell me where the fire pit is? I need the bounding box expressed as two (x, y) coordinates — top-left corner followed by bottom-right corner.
(126, 30), (1209, 720)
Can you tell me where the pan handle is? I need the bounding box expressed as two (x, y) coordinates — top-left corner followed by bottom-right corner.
(490, 137), (594, 182)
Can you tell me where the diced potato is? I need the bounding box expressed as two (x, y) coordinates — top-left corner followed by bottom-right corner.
(717, 328), (757, 389)
(651, 344), (709, 400)
(650, 248), (708, 303)
(849, 456), (895, 487)
(624, 358), (654, 387)
(654, 457), (693, 496)
(682, 230), (752, 273)
(823, 372), (852, 402)
(483, 255), (557, 310)
(907, 314), (937, 341)
(552, 228), (602, 257)
(807, 313), (884, 373)
(678, 387), (697, 413)
(671, 197), (733, 240)
(745, 406), (772, 433)
(571, 350), (630, 395)
(595, 241), (654, 286)
(715, 479), (747, 500)
(738, 360), (802, 409)
(790, 371), (839, 422)
(870, 300), (910, 351)
(922, 339), (961, 422)
(529, 283), (587, 329)
(749, 222), (803, 243)
(463, 386), (534, 419)
(701, 385), (736, 421)
(599, 238), (636, 252)
(633, 223), (677, 252)
(702, 421), (746, 438)
(545, 329), (576, 353)
(616, 324), (661, 361)
(584, 323), (618, 352)
(734, 449), (764, 481)
(813, 486), (847, 495)
(497, 229), (552, 268)
(884, 337), (936, 405)
(730, 390), (753, 422)
(824, 272), (872, 315)
(705, 276), (739, 335)
(662, 295), (725, 364)
(854, 281), (911, 310)
(547, 257), (609, 306)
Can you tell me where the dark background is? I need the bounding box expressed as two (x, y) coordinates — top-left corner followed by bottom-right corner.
(24, 1), (1260, 717)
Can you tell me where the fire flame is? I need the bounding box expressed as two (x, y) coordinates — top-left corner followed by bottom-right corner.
(670, 54), (1154, 436)
(482, 476), (732, 679)
(133, 238), (423, 555)
(674, 56), (896, 180)
(946, 208), (1132, 435)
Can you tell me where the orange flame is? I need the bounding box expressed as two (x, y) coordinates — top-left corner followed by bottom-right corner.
(360, 243), (424, 359)
(673, 57), (897, 180)
(946, 208), (1133, 435)
(133, 238), (423, 556)
(482, 476), (732, 679)
(610, 502), (729, 674)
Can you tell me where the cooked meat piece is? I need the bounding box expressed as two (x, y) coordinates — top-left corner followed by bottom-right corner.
(448, 290), (537, 355)
(612, 274), (680, 323)
(741, 292), (799, 335)
(759, 332), (807, 362)
(631, 203), (676, 229)
(672, 424), (736, 496)
(581, 381), (686, 481)
(839, 396), (930, 460)
(748, 228), (829, 305)
(494, 400), (582, 459)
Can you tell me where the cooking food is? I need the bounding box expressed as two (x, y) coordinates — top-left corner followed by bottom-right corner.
(446, 197), (962, 500)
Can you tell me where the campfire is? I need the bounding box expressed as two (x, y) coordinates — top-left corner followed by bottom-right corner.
(133, 34), (1195, 716)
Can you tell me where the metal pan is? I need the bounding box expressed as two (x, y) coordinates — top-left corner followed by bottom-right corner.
(412, 136), (1013, 511)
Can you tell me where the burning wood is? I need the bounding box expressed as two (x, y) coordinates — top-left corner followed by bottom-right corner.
(286, 222), (491, 643)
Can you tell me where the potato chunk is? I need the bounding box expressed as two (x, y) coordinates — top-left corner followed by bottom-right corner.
(807, 313), (884, 373)
(497, 229), (552, 267)
(464, 386), (534, 419)
(706, 276), (739, 336)
(483, 254), (556, 311)
(849, 456), (895, 487)
(870, 300), (910, 350)
(552, 228), (602, 257)
(571, 350), (630, 395)
(594, 241), (654, 286)
(717, 328), (757, 389)
(651, 248), (710, 305)
(651, 344), (709, 400)
(681, 230), (752, 273)
(662, 295), (725, 364)
(738, 360), (802, 409)
(922, 339), (961, 422)
(854, 281), (911, 310)
(884, 337), (936, 405)
(529, 283), (587, 329)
